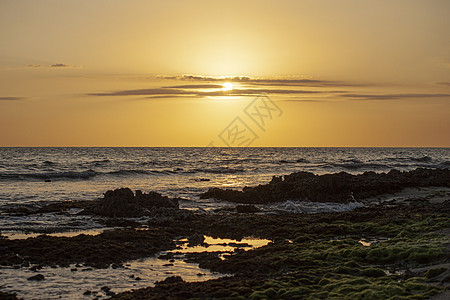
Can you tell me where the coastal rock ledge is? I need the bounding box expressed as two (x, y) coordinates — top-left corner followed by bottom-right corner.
(84, 188), (179, 217)
(200, 168), (450, 204)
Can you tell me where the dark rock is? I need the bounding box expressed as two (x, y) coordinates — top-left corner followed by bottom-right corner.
(0, 291), (19, 300)
(200, 168), (450, 204)
(156, 276), (184, 285)
(84, 188), (179, 217)
(3, 254), (23, 265)
(83, 290), (91, 296)
(0, 228), (177, 269)
(135, 277), (141, 281)
(29, 265), (42, 272)
(187, 233), (205, 246)
(236, 205), (260, 213)
(27, 274), (45, 281)
(101, 286), (110, 292)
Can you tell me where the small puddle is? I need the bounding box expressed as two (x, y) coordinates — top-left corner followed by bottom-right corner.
(358, 240), (372, 247)
(173, 236), (271, 253)
(358, 238), (390, 247)
(2, 228), (113, 240)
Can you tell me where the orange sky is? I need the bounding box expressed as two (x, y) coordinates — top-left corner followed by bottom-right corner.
(0, 0), (449, 146)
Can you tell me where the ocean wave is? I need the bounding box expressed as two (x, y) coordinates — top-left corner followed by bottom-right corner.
(330, 162), (387, 170)
(342, 159), (363, 164)
(269, 200), (364, 214)
(89, 159), (111, 166)
(0, 168), (178, 181)
(439, 161), (450, 167)
(278, 158), (310, 164)
(296, 158), (310, 163)
(0, 170), (97, 180)
(106, 169), (178, 176)
(192, 167), (246, 174)
(410, 156), (432, 162)
(107, 169), (152, 176)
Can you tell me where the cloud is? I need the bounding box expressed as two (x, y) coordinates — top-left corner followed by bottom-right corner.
(436, 82), (450, 87)
(24, 63), (76, 68)
(90, 88), (185, 96)
(163, 84), (224, 89)
(90, 74), (450, 102)
(340, 93), (450, 100)
(0, 96), (26, 101)
(89, 87), (327, 98)
(50, 63), (70, 68)
(159, 74), (359, 87)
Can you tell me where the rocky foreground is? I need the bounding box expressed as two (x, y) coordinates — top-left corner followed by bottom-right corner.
(200, 168), (450, 204)
(0, 168), (449, 299)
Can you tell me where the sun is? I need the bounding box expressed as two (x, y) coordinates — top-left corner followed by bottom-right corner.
(222, 82), (234, 91)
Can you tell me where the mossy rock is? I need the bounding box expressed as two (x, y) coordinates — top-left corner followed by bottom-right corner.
(249, 291), (268, 299)
(359, 268), (386, 278)
(347, 289), (388, 300)
(280, 286), (312, 298)
(425, 267), (447, 279)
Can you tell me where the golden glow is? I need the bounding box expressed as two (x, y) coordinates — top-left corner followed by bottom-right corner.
(222, 82), (234, 91)
(0, 1), (448, 146)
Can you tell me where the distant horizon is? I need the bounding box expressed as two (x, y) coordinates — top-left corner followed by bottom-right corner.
(1, 146), (449, 148)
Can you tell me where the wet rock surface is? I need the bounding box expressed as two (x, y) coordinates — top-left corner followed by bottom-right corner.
(83, 188), (179, 217)
(113, 200), (450, 299)
(0, 228), (177, 268)
(1, 200), (449, 299)
(27, 274), (45, 281)
(7, 188), (180, 218)
(1, 169), (449, 299)
(200, 168), (450, 204)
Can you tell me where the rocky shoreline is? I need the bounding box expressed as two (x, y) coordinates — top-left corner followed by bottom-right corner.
(200, 168), (450, 204)
(1, 168), (449, 299)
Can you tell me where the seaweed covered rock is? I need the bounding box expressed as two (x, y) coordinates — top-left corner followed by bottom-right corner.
(86, 188), (179, 217)
(0, 291), (19, 300)
(200, 168), (450, 204)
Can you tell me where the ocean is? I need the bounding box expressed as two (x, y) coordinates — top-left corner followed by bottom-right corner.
(0, 147), (449, 233)
(1, 147), (449, 299)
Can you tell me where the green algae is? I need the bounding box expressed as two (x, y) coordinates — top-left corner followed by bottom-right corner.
(425, 267), (447, 279)
(110, 203), (449, 299)
(203, 210), (448, 299)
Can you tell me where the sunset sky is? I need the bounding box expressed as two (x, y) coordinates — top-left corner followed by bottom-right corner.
(0, 0), (449, 146)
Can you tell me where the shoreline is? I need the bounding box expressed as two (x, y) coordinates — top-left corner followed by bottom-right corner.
(1, 168), (449, 299)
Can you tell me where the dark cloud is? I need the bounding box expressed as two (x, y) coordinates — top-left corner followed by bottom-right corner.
(160, 74), (362, 87)
(50, 63), (70, 68)
(436, 82), (450, 87)
(341, 93), (450, 100)
(163, 84), (224, 89)
(90, 88), (189, 96)
(280, 99), (326, 102)
(146, 95), (198, 99)
(0, 96), (26, 101)
(25, 63), (74, 68)
(89, 87), (326, 98)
